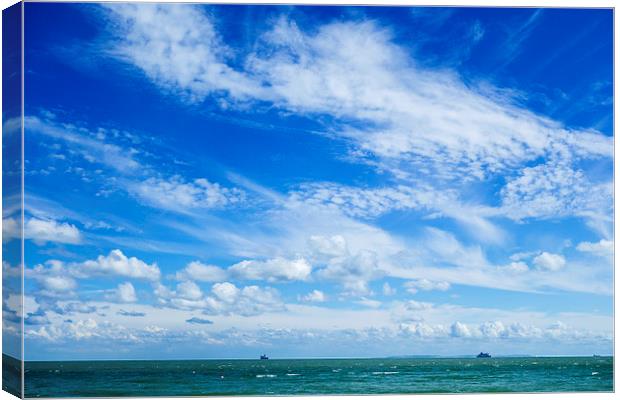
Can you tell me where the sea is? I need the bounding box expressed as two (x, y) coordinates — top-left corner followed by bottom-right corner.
(22, 356), (613, 397)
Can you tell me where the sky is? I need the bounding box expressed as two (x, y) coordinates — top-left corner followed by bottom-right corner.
(3, 4), (613, 360)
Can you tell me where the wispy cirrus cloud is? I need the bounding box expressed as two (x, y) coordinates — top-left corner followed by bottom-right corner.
(25, 115), (141, 173)
(99, 4), (611, 238)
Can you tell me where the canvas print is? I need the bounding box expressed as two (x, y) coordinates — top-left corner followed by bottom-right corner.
(2, 2), (614, 397)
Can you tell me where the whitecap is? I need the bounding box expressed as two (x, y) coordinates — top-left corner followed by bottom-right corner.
(372, 371), (400, 375)
(286, 373), (301, 376)
(256, 374), (277, 378)
(592, 372), (599, 375)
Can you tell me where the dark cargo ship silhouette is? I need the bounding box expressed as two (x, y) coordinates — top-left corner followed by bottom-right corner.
(476, 352), (491, 358)
(260, 354), (269, 360)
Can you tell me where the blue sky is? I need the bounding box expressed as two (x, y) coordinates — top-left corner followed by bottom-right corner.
(4, 4), (613, 360)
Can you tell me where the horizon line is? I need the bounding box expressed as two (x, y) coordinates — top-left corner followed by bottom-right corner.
(6, 353), (613, 363)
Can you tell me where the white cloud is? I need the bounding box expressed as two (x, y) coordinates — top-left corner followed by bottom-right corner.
(175, 261), (227, 282)
(404, 279), (451, 294)
(27, 318), (139, 342)
(399, 322), (447, 338)
(5, 295), (39, 317)
(22, 296), (611, 357)
(503, 261), (529, 274)
(130, 176), (244, 213)
(356, 298), (382, 309)
(299, 289), (326, 303)
(576, 239), (613, 257)
(382, 282), (396, 296)
(25, 116), (140, 172)
(291, 183), (506, 245)
(211, 282), (239, 304)
(318, 249), (383, 296)
(478, 320), (507, 338)
(308, 235), (348, 258)
(205, 283), (285, 317)
(25, 218), (81, 245)
(292, 183), (447, 219)
(450, 321), (472, 338)
(104, 7), (611, 185)
(176, 281), (203, 301)
(247, 18), (609, 183)
(96, 6), (612, 261)
(104, 3), (264, 101)
(29, 251), (161, 293)
(2, 218), (19, 243)
(115, 282), (138, 303)
(499, 160), (612, 226)
(229, 257), (312, 282)
(533, 252), (566, 272)
(41, 276), (77, 293)
(81, 249), (161, 281)
(404, 300), (434, 311)
(154, 280), (285, 317)
(3, 217), (81, 245)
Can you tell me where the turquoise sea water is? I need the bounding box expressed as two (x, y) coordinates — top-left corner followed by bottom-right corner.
(24, 356), (613, 397)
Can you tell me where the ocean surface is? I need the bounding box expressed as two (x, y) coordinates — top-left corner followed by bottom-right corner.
(24, 356), (613, 397)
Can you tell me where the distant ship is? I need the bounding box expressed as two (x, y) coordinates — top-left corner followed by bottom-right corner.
(476, 352), (491, 358)
(260, 354), (269, 360)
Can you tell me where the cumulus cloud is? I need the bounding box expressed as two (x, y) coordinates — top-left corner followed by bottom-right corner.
(576, 239), (613, 257)
(27, 318), (140, 343)
(25, 218), (82, 245)
(318, 249), (383, 296)
(25, 270), (78, 299)
(176, 281), (203, 301)
(450, 321), (472, 338)
(3, 217), (81, 245)
(229, 257), (312, 282)
(502, 261), (529, 274)
(211, 282), (239, 304)
(207, 283), (285, 316)
(404, 300), (434, 311)
(299, 289), (326, 303)
(533, 252), (566, 272)
(404, 279), (451, 294)
(28, 250), (160, 302)
(399, 322), (447, 338)
(40, 276), (77, 294)
(2, 218), (19, 243)
(26, 316), (608, 350)
(81, 249), (161, 281)
(175, 261), (227, 282)
(155, 280), (285, 317)
(115, 282), (138, 303)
